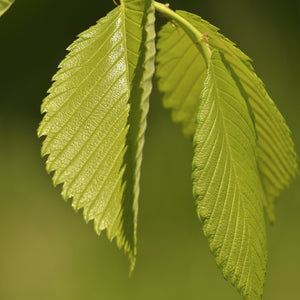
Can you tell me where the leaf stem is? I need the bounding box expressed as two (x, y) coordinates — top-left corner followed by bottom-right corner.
(154, 1), (211, 61)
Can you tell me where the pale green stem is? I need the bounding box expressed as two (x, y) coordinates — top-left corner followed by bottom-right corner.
(154, 1), (211, 61)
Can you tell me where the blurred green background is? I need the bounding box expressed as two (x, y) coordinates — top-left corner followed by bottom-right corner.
(0, 0), (299, 299)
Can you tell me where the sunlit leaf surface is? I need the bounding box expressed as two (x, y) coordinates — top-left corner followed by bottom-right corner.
(192, 49), (267, 300)
(38, 0), (155, 269)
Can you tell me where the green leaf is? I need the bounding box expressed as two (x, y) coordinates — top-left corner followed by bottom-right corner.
(0, 0), (14, 17)
(192, 49), (267, 300)
(121, 0), (156, 269)
(38, 0), (155, 270)
(156, 8), (298, 221)
(156, 18), (207, 137)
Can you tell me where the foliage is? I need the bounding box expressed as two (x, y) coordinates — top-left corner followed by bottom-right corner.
(36, 0), (297, 299)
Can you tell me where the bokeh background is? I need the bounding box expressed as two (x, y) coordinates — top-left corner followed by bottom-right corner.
(0, 0), (299, 299)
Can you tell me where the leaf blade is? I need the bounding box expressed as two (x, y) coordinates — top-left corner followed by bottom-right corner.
(192, 49), (267, 299)
(0, 0), (14, 17)
(38, 5), (131, 246)
(121, 0), (156, 270)
(156, 21), (207, 136)
(38, 0), (155, 269)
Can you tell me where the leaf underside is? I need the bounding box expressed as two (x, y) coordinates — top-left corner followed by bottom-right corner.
(38, 0), (155, 270)
(193, 49), (267, 300)
(0, 0), (14, 17)
(156, 10), (298, 221)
